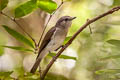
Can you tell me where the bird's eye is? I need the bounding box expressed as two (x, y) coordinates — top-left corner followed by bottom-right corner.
(65, 18), (68, 21)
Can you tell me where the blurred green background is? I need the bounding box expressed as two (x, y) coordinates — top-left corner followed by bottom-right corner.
(0, 0), (120, 80)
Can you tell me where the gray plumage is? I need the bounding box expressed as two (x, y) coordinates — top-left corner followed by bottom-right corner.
(30, 16), (76, 73)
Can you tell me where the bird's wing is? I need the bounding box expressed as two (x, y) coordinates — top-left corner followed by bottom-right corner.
(37, 27), (56, 58)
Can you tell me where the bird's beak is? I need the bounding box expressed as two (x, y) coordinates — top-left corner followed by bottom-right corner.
(70, 17), (76, 20)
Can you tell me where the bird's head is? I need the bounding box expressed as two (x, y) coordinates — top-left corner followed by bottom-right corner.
(56, 16), (76, 28)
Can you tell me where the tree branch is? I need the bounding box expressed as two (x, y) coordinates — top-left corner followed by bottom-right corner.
(41, 6), (120, 80)
(0, 11), (37, 47)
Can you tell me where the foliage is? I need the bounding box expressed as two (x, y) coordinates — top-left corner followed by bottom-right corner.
(0, 46), (4, 56)
(0, 69), (69, 80)
(15, 0), (38, 18)
(0, 0), (120, 80)
(1, 25), (77, 60)
(0, 0), (8, 11)
(63, 36), (72, 45)
(112, 0), (120, 6)
(107, 39), (120, 47)
(15, 0), (57, 18)
(1, 45), (34, 52)
(37, 0), (57, 14)
(95, 69), (120, 75)
(45, 73), (69, 80)
(48, 52), (77, 60)
(2, 25), (34, 48)
(0, 71), (13, 80)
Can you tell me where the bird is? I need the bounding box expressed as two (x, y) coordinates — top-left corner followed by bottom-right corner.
(30, 16), (76, 73)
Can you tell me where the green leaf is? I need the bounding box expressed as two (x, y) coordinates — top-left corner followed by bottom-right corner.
(0, 71), (13, 79)
(107, 39), (120, 47)
(48, 53), (77, 60)
(0, 32), (6, 56)
(0, 0), (8, 11)
(95, 69), (120, 75)
(2, 25), (34, 48)
(101, 55), (120, 60)
(112, 0), (120, 6)
(46, 73), (69, 80)
(63, 36), (72, 45)
(0, 71), (13, 76)
(37, 0), (57, 14)
(15, 0), (38, 18)
(1, 45), (34, 52)
(14, 67), (25, 78)
(24, 74), (40, 80)
(0, 46), (4, 56)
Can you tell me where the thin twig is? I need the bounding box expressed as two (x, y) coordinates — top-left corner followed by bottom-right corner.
(0, 11), (37, 46)
(41, 6), (120, 80)
(37, 0), (64, 47)
(38, 14), (52, 46)
(52, 0), (64, 15)
(87, 19), (92, 34)
(89, 25), (92, 34)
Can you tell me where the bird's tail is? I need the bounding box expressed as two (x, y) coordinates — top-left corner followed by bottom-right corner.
(30, 56), (42, 73)
(30, 49), (48, 73)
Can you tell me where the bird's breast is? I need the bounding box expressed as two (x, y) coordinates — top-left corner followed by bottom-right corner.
(46, 28), (68, 51)
(54, 28), (67, 44)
